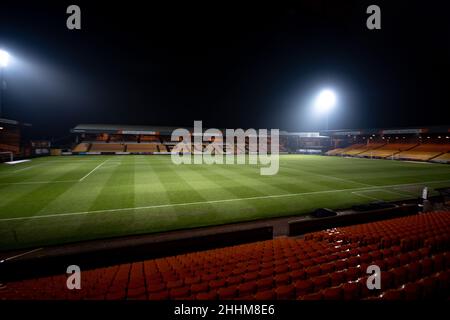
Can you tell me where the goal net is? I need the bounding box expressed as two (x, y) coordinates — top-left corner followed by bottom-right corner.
(0, 151), (13, 163)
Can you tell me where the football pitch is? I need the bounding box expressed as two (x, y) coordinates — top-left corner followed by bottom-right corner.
(1, 154), (450, 250)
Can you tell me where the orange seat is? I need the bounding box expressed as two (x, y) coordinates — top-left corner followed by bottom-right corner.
(147, 283), (165, 293)
(380, 270), (394, 290)
(294, 279), (314, 296)
(184, 276), (201, 285)
(359, 253), (371, 264)
(320, 262), (335, 274)
(209, 279), (226, 290)
(344, 267), (361, 282)
(342, 281), (360, 300)
(238, 281), (257, 297)
(322, 286), (342, 300)
(330, 270), (346, 286)
(254, 290), (275, 300)
(305, 266), (321, 278)
(201, 274), (216, 282)
(275, 285), (295, 299)
(190, 282), (209, 294)
(401, 283), (421, 300)
(242, 272), (259, 282)
(290, 270), (306, 281)
(379, 289), (403, 300)
(166, 280), (183, 289)
(169, 286), (190, 299)
(435, 271), (450, 294)
(418, 247), (430, 259)
(346, 256), (360, 267)
(218, 286), (238, 299)
(420, 258), (433, 276)
(227, 275), (242, 286)
(417, 277), (437, 298)
(148, 290), (169, 300)
(381, 249), (393, 258)
(334, 259), (347, 271)
(312, 275), (330, 291)
(444, 252), (450, 268)
(300, 292), (323, 300)
(196, 291), (217, 300)
(274, 274), (290, 286)
(406, 261), (421, 282)
(431, 254), (444, 272)
(257, 277), (273, 291)
(397, 253), (410, 266)
(274, 265), (289, 274)
(259, 268), (273, 278)
(391, 266), (408, 287)
(369, 251), (383, 261)
(385, 256), (399, 269)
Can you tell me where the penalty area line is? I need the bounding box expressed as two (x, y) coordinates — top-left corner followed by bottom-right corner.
(79, 159), (109, 182)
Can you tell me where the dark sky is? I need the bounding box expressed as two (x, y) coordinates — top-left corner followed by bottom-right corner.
(0, 1), (449, 138)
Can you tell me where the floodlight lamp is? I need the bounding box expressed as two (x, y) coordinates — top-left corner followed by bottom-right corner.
(0, 50), (10, 67)
(314, 89), (336, 113)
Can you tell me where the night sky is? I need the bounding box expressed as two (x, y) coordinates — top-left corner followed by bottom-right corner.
(0, 1), (449, 138)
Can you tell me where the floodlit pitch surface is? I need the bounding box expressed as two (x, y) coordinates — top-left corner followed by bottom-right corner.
(1, 155), (450, 250)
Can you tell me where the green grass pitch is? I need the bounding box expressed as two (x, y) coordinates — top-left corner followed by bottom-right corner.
(1, 154), (450, 250)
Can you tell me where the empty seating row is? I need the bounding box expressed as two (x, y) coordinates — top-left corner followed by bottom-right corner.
(357, 143), (417, 158)
(1, 211), (449, 300)
(431, 153), (450, 163)
(393, 144), (450, 161)
(73, 143), (169, 153)
(126, 144), (159, 153)
(72, 143), (91, 152)
(89, 143), (125, 152)
(327, 143), (450, 162)
(327, 144), (386, 156)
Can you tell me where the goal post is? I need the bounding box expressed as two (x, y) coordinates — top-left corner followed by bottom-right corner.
(0, 151), (14, 162)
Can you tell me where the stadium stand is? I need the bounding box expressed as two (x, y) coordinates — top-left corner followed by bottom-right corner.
(328, 143), (386, 156)
(357, 143), (418, 159)
(140, 135), (160, 142)
(325, 147), (346, 156)
(345, 143), (385, 156)
(72, 142), (91, 153)
(395, 143), (450, 161)
(126, 143), (159, 153)
(2, 210), (448, 300)
(339, 144), (366, 156)
(90, 143), (125, 152)
(109, 134), (125, 142)
(157, 144), (168, 152)
(431, 153), (450, 164)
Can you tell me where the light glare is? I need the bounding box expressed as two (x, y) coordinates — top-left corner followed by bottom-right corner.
(0, 49), (10, 67)
(314, 89), (336, 113)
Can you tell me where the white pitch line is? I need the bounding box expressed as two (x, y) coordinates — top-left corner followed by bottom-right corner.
(1, 178), (450, 222)
(382, 189), (413, 198)
(0, 164), (40, 178)
(0, 248), (43, 262)
(12, 164), (39, 173)
(282, 164), (373, 187)
(78, 160), (109, 182)
(0, 180), (78, 185)
(309, 171), (373, 187)
(351, 191), (381, 201)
